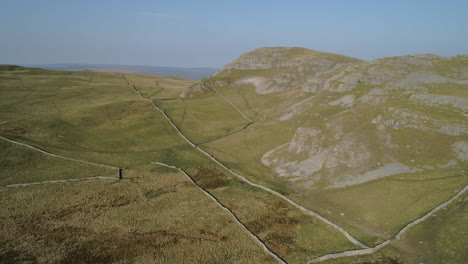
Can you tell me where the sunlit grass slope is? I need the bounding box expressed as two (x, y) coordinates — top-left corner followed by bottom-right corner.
(0, 66), (360, 263)
(157, 94), (249, 143)
(0, 67), (209, 169)
(123, 72), (193, 99)
(0, 139), (115, 185)
(177, 49), (468, 248)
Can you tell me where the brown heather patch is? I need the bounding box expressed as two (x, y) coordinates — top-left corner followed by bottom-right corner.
(1, 127), (31, 135)
(0, 248), (38, 264)
(2, 227), (226, 264)
(342, 256), (403, 264)
(2, 214), (230, 264)
(245, 200), (304, 258)
(192, 167), (230, 189)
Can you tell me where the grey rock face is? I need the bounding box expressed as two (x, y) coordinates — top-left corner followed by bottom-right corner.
(454, 141), (468, 160)
(180, 81), (212, 97)
(224, 47), (349, 71)
(410, 94), (468, 111)
(179, 47), (468, 190)
(224, 47), (292, 70)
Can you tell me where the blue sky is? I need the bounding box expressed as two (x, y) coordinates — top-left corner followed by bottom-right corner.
(1, 0), (468, 67)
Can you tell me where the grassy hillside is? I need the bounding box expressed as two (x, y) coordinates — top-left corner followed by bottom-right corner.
(0, 139), (116, 185)
(0, 168), (276, 264)
(1, 47), (467, 263)
(176, 47), (468, 261)
(157, 94), (249, 143)
(34, 64), (220, 80)
(123, 72), (194, 99)
(0, 66), (362, 263)
(0, 68), (207, 169)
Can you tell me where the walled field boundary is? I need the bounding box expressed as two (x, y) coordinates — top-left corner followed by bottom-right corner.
(151, 161), (287, 264)
(123, 74), (367, 249)
(1, 176), (118, 189)
(307, 184), (468, 263)
(0, 135), (120, 187)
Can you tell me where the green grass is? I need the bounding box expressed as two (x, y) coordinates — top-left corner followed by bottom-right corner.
(2, 57), (467, 263)
(394, 191), (468, 264)
(214, 82), (306, 120)
(0, 139), (116, 185)
(433, 56), (468, 77)
(0, 66), (363, 263)
(318, 191), (468, 264)
(423, 82), (468, 98)
(123, 72), (193, 99)
(157, 92), (249, 143)
(0, 68), (213, 170)
(319, 245), (403, 264)
(201, 119), (297, 192)
(173, 67), (468, 254)
(300, 164), (468, 244)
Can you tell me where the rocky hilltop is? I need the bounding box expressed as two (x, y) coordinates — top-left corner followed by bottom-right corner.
(183, 47), (468, 189)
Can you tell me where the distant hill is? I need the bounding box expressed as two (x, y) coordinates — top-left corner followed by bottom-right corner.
(22, 64), (219, 80)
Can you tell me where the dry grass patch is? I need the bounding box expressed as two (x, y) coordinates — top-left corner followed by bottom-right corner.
(0, 168), (275, 264)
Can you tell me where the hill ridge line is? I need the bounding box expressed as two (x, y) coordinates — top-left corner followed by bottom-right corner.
(151, 162), (287, 264)
(120, 73), (368, 249)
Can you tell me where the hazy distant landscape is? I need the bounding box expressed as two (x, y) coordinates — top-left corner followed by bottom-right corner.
(23, 64), (219, 80)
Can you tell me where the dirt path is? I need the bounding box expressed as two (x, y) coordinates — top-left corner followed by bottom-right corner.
(1, 176), (118, 189)
(151, 161), (287, 264)
(306, 184), (468, 263)
(122, 74), (368, 249)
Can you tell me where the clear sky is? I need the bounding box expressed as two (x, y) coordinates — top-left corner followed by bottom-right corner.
(1, 0), (468, 68)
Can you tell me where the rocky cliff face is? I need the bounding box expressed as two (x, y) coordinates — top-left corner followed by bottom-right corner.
(180, 81), (212, 98)
(224, 47), (291, 70)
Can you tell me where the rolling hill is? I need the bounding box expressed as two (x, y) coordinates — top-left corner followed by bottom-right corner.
(1, 46), (467, 264)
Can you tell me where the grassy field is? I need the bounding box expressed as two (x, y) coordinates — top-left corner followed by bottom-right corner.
(213, 76), (308, 121)
(204, 120), (468, 245)
(210, 179), (358, 263)
(157, 92), (249, 143)
(0, 66), (365, 263)
(206, 114), (466, 246)
(318, 191), (468, 264)
(188, 74), (467, 245)
(182, 166), (358, 263)
(0, 139), (116, 185)
(0, 167), (277, 264)
(301, 164), (468, 245)
(0, 67), (210, 170)
(122, 73), (193, 99)
(394, 191), (468, 264)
